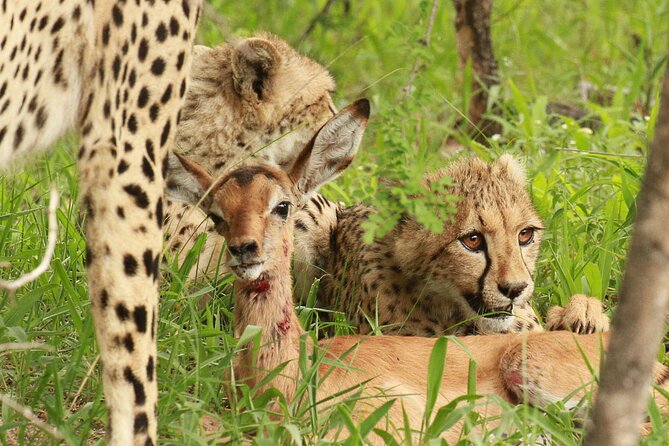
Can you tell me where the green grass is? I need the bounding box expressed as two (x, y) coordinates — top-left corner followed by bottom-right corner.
(2, 0), (669, 444)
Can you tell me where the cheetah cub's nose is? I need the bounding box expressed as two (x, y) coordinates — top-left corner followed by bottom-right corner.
(497, 282), (528, 300)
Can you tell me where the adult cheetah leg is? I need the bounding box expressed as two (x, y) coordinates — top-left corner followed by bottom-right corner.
(77, 2), (200, 444)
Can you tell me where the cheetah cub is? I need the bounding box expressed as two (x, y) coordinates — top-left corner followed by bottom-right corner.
(166, 33), (336, 276)
(294, 155), (610, 336)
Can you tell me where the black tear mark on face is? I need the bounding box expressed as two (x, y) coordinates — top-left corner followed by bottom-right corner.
(463, 248), (492, 316)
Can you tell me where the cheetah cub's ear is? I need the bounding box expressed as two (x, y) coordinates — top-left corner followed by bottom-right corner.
(231, 38), (281, 101)
(496, 153), (527, 185)
(165, 153), (215, 210)
(166, 99), (369, 209)
(289, 99), (370, 204)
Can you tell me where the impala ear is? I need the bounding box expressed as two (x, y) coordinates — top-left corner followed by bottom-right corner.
(231, 37), (281, 101)
(165, 153), (214, 209)
(289, 99), (370, 202)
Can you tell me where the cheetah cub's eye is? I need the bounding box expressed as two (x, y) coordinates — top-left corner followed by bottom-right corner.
(518, 227), (535, 246)
(460, 232), (485, 252)
(272, 201), (291, 219)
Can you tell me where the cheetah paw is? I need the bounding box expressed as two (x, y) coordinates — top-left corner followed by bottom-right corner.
(546, 294), (610, 334)
(510, 304), (543, 333)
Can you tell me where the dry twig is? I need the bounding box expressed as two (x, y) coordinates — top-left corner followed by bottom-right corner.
(202, 1), (230, 35)
(554, 148), (644, 158)
(0, 393), (64, 440)
(69, 355), (100, 412)
(0, 342), (53, 356)
(297, 0), (338, 47)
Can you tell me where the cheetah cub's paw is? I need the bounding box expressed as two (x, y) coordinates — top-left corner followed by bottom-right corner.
(546, 294), (610, 334)
(511, 304), (543, 333)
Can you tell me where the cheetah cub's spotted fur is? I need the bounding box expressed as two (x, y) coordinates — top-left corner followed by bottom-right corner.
(165, 33), (336, 277)
(295, 155), (610, 336)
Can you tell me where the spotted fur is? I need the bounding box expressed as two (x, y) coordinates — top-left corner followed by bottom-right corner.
(294, 155), (602, 337)
(0, 1), (201, 444)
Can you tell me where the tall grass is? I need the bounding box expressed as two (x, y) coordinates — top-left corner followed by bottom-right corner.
(1, 0), (668, 444)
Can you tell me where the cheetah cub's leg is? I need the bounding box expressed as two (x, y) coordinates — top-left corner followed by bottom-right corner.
(546, 294), (610, 334)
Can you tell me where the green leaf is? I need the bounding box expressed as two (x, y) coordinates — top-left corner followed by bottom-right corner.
(281, 424), (303, 446)
(372, 428), (401, 446)
(425, 395), (478, 438)
(237, 325), (262, 351)
(338, 404), (362, 446)
(358, 399), (396, 438)
(423, 337), (448, 430)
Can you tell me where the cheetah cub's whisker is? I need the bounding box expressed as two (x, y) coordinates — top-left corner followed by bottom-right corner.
(167, 100), (669, 443)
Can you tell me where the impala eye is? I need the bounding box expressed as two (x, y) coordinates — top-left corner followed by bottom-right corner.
(460, 232), (485, 252)
(208, 213), (225, 226)
(272, 201), (291, 219)
(518, 227), (535, 246)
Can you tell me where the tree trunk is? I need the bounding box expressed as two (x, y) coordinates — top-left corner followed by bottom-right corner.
(453, 0), (501, 140)
(585, 59), (669, 446)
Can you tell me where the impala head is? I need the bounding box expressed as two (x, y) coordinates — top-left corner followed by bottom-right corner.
(167, 99), (370, 282)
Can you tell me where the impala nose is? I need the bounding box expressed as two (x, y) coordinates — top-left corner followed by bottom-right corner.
(228, 240), (258, 259)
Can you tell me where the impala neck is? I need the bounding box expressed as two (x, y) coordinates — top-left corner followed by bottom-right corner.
(234, 261), (303, 340)
(233, 233), (305, 389)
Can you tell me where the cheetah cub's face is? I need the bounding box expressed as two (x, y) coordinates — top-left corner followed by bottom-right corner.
(395, 155), (543, 333)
